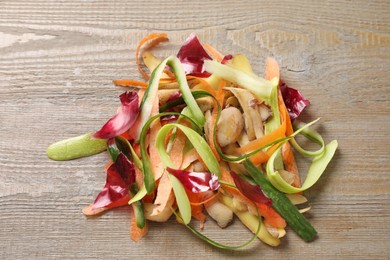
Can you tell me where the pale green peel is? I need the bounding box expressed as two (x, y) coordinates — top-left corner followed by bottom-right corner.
(290, 120), (325, 157)
(167, 57), (205, 127)
(128, 184), (147, 205)
(167, 174), (192, 224)
(267, 124), (338, 194)
(203, 60), (273, 99)
(46, 133), (107, 161)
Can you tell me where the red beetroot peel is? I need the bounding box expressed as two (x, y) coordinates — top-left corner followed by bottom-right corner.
(166, 167), (220, 193)
(231, 172), (271, 206)
(92, 91), (139, 139)
(280, 81), (310, 121)
(176, 33), (212, 77)
(92, 153), (136, 209)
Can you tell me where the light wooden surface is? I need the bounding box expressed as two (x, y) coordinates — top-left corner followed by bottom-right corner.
(1, 0), (389, 259)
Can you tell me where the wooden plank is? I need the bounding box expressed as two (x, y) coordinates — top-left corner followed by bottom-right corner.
(0, 0), (389, 259)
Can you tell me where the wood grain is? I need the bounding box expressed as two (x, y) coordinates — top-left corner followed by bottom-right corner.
(1, 0), (389, 259)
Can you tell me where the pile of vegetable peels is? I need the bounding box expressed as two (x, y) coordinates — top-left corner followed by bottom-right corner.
(47, 33), (337, 249)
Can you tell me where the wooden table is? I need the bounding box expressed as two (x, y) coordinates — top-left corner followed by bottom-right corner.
(1, 0), (389, 259)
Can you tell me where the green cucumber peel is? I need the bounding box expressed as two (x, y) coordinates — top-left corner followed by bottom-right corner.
(46, 132), (107, 161)
(130, 184), (146, 229)
(107, 138), (121, 162)
(115, 136), (142, 168)
(243, 159), (318, 242)
(131, 200), (146, 229)
(135, 56), (205, 141)
(107, 136), (142, 169)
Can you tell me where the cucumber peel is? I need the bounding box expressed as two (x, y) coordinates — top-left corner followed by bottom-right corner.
(243, 160), (318, 242)
(46, 133), (106, 161)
